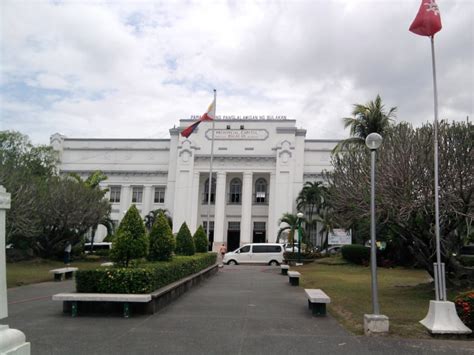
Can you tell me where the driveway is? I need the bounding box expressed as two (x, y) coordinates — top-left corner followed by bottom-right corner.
(5, 265), (473, 354)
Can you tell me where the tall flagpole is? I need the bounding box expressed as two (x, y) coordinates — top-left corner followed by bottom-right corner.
(430, 36), (445, 301)
(206, 89), (216, 249)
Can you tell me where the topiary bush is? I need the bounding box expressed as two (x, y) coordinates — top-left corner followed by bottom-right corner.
(148, 212), (175, 261)
(454, 290), (474, 331)
(341, 244), (370, 265)
(193, 225), (208, 253)
(110, 230), (148, 267)
(76, 253), (218, 294)
(117, 204), (147, 239)
(175, 222), (195, 256)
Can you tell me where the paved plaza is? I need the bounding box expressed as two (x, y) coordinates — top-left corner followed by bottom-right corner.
(5, 265), (474, 355)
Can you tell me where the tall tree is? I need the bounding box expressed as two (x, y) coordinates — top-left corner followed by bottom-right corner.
(296, 181), (327, 247)
(333, 95), (397, 152)
(327, 121), (473, 285)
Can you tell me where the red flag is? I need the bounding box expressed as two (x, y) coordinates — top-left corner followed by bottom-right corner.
(409, 0), (442, 37)
(181, 98), (216, 138)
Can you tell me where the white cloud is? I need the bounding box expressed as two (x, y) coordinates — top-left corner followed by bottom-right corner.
(0, 0), (472, 144)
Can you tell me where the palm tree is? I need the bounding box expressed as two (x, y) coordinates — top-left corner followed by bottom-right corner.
(296, 181), (327, 248)
(144, 208), (173, 232)
(333, 94), (396, 153)
(276, 213), (302, 252)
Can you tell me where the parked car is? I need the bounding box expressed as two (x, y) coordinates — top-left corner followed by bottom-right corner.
(223, 243), (284, 266)
(320, 245), (342, 256)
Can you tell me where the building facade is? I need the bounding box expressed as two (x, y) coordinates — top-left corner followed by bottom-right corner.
(51, 118), (337, 251)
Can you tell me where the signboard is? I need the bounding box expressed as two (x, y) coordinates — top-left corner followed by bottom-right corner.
(205, 129), (269, 141)
(328, 229), (352, 245)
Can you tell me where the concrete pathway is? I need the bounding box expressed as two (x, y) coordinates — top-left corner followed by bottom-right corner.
(5, 265), (473, 355)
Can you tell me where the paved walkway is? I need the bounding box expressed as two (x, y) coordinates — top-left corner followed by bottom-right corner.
(5, 265), (473, 355)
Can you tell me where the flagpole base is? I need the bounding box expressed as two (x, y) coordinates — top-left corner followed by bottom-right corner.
(420, 301), (472, 334)
(364, 314), (389, 335)
(0, 325), (31, 355)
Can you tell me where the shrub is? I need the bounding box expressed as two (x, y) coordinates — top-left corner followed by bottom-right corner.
(117, 204), (146, 238)
(76, 253), (218, 294)
(341, 244), (370, 265)
(454, 290), (474, 330)
(175, 222), (195, 256)
(284, 251), (320, 260)
(458, 255), (474, 267)
(193, 225), (208, 253)
(149, 212), (175, 261)
(110, 230), (148, 267)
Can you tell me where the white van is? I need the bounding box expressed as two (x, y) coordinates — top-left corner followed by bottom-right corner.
(223, 243), (284, 266)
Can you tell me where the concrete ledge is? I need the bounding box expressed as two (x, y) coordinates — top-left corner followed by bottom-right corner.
(53, 263), (218, 317)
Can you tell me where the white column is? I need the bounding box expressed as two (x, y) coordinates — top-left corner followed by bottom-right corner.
(143, 185), (153, 216)
(189, 172), (201, 233)
(241, 172), (253, 244)
(119, 185), (131, 218)
(214, 171), (227, 243)
(268, 172), (277, 242)
(0, 186), (31, 354)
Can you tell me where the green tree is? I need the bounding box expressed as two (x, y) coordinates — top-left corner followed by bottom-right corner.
(193, 225), (208, 253)
(333, 95), (396, 153)
(0, 131), (57, 248)
(110, 230), (148, 267)
(110, 205), (148, 266)
(69, 171), (109, 252)
(144, 208), (173, 232)
(117, 205), (146, 239)
(148, 212), (175, 261)
(296, 181), (327, 248)
(175, 222), (195, 256)
(276, 213), (299, 248)
(327, 121), (473, 285)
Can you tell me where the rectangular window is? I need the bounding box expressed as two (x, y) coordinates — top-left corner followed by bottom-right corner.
(109, 186), (121, 203)
(203, 221), (215, 231)
(228, 222), (240, 231)
(132, 186), (143, 203)
(154, 186), (166, 203)
(254, 222), (266, 231)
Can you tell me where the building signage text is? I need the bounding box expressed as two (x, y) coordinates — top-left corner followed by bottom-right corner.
(191, 115), (287, 120)
(205, 129), (269, 140)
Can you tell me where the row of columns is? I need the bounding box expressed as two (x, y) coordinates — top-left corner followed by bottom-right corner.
(191, 171), (275, 248)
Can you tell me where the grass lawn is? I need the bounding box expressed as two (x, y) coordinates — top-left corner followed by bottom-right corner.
(6, 259), (104, 288)
(296, 262), (465, 338)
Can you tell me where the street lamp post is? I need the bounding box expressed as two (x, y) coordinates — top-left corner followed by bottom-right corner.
(363, 133), (389, 335)
(296, 212), (304, 264)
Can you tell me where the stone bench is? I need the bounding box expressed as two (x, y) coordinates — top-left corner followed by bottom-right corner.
(52, 293), (152, 318)
(49, 267), (78, 281)
(287, 271), (301, 286)
(280, 264), (289, 275)
(305, 289), (330, 316)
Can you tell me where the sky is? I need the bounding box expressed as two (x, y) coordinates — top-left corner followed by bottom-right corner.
(1, 0), (473, 144)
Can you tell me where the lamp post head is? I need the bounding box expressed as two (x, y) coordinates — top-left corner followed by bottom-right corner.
(296, 212), (304, 219)
(365, 133), (383, 150)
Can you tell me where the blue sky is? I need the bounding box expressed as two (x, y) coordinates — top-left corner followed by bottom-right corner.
(1, 0), (472, 144)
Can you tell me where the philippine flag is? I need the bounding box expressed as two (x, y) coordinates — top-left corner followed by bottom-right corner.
(181, 98), (216, 138)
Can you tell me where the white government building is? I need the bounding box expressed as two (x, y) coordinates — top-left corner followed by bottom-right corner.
(51, 118), (337, 252)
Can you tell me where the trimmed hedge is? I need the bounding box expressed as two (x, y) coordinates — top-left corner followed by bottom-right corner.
(76, 253), (217, 294)
(284, 251), (320, 260)
(454, 290), (474, 331)
(148, 212), (175, 261)
(341, 244), (370, 265)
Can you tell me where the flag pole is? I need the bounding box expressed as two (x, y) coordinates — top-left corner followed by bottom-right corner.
(206, 89), (216, 250)
(430, 35), (445, 301)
